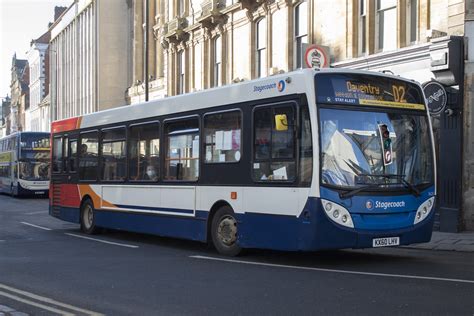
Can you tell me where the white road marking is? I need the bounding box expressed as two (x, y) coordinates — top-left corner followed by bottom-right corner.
(20, 222), (52, 231)
(25, 211), (48, 215)
(65, 233), (139, 248)
(190, 255), (474, 285)
(0, 290), (73, 316)
(0, 283), (103, 316)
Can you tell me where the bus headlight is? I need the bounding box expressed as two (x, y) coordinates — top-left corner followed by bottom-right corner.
(414, 197), (435, 225)
(321, 199), (354, 228)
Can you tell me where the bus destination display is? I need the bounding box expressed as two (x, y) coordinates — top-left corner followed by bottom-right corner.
(316, 73), (426, 110)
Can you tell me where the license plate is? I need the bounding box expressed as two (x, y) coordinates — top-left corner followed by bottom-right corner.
(34, 191), (45, 195)
(372, 237), (400, 247)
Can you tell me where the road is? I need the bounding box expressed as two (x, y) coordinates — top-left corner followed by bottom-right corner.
(0, 194), (473, 315)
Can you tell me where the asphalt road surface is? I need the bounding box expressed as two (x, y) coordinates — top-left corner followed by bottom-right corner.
(0, 194), (473, 315)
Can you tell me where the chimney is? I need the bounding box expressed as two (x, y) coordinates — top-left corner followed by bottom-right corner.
(54, 6), (67, 21)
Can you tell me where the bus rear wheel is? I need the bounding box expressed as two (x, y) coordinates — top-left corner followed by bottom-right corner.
(80, 199), (99, 234)
(211, 206), (242, 256)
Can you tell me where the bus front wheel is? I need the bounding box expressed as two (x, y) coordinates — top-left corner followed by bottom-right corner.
(80, 199), (99, 234)
(211, 206), (242, 256)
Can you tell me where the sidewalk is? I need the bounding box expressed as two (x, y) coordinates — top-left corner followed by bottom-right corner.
(404, 231), (474, 252)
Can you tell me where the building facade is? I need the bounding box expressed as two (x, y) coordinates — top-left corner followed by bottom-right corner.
(25, 6), (67, 133)
(26, 35), (50, 132)
(50, 0), (133, 121)
(125, 0), (473, 231)
(0, 96), (11, 138)
(9, 54), (29, 134)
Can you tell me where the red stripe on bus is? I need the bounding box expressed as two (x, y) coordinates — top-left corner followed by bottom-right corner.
(51, 117), (81, 133)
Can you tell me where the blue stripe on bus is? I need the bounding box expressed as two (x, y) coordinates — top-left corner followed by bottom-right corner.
(49, 189), (435, 252)
(113, 204), (194, 214)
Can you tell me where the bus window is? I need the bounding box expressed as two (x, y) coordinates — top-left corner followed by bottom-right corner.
(52, 137), (63, 173)
(62, 137), (69, 172)
(164, 118), (199, 181)
(101, 128), (126, 181)
(129, 122), (160, 181)
(253, 105), (296, 182)
(204, 110), (242, 163)
(69, 140), (77, 173)
(299, 105), (313, 185)
(79, 132), (99, 181)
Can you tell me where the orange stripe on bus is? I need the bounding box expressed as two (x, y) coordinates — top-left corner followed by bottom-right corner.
(78, 185), (116, 209)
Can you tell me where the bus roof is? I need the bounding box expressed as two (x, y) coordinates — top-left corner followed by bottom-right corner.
(51, 68), (420, 133)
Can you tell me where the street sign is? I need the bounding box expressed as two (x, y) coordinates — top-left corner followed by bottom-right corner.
(423, 80), (447, 116)
(302, 44), (330, 69)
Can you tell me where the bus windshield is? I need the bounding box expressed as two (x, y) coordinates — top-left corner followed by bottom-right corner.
(320, 108), (434, 189)
(19, 133), (51, 181)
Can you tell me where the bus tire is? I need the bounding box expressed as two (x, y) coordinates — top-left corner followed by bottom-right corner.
(211, 206), (242, 256)
(80, 199), (100, 234)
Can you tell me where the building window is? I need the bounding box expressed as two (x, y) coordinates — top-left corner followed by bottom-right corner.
(295, 1), (308, 69)
(407, 0), (418, 44)
(177, 0), (185, 16)
(256, 18), (267, 78)
(358, 0), (367, 55)
(178, 51), (185, 94)
(213, 36), (222, 87)
(376, 0), (397, 51)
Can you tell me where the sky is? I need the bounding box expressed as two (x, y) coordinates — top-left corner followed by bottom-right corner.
(0, 0), (73, 99)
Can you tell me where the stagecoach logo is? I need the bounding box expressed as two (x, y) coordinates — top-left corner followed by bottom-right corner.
(366, 200), (374, 210)
(366, 199), (406, 210)
(253, 80), (286, 93)
(277, 80), (286, 92)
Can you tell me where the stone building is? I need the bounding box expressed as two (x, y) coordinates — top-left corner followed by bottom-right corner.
(0, 96), (11, 138)
(26, 32), (50, 132)
(25, 6), (67, 132)
(9, 54), (29, 134)
(50, 0), (133, 121)
(125, 0), (473, 231)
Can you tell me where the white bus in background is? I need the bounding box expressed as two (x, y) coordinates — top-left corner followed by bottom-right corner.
(0, 132), (50, 196)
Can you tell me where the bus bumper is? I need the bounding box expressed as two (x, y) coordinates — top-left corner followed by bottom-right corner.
(237, 197), (435, 252)
(297, 197), (435, 251)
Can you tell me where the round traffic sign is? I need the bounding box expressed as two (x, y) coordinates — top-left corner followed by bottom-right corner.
(304, 45), (329, 69)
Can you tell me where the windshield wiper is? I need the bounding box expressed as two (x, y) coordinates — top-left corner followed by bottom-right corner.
(359, 173), (421, 197)
(339, 183), (382, 199)
(339, 174), (421, 200)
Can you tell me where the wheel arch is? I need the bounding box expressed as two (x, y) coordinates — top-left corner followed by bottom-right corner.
(80, 194), (94, 210)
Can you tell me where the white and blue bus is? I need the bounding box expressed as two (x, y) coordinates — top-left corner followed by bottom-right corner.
(50, 68), (436, 255)
(0, 132), (50, 196)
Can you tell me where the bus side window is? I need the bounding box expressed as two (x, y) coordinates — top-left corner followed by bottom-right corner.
(203, 110), (242, 163)
(101, 128), (126, 181)
(164, 118), (199, 181)
(79, 132), (99, 181)
(299, 105), (313, 185)
(63, 137), (69, 173)
(69, 140), (77, 173)
(52, 137), (63, 173)
(129, 122), (160, 181)
(253, 104), (296, 182)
